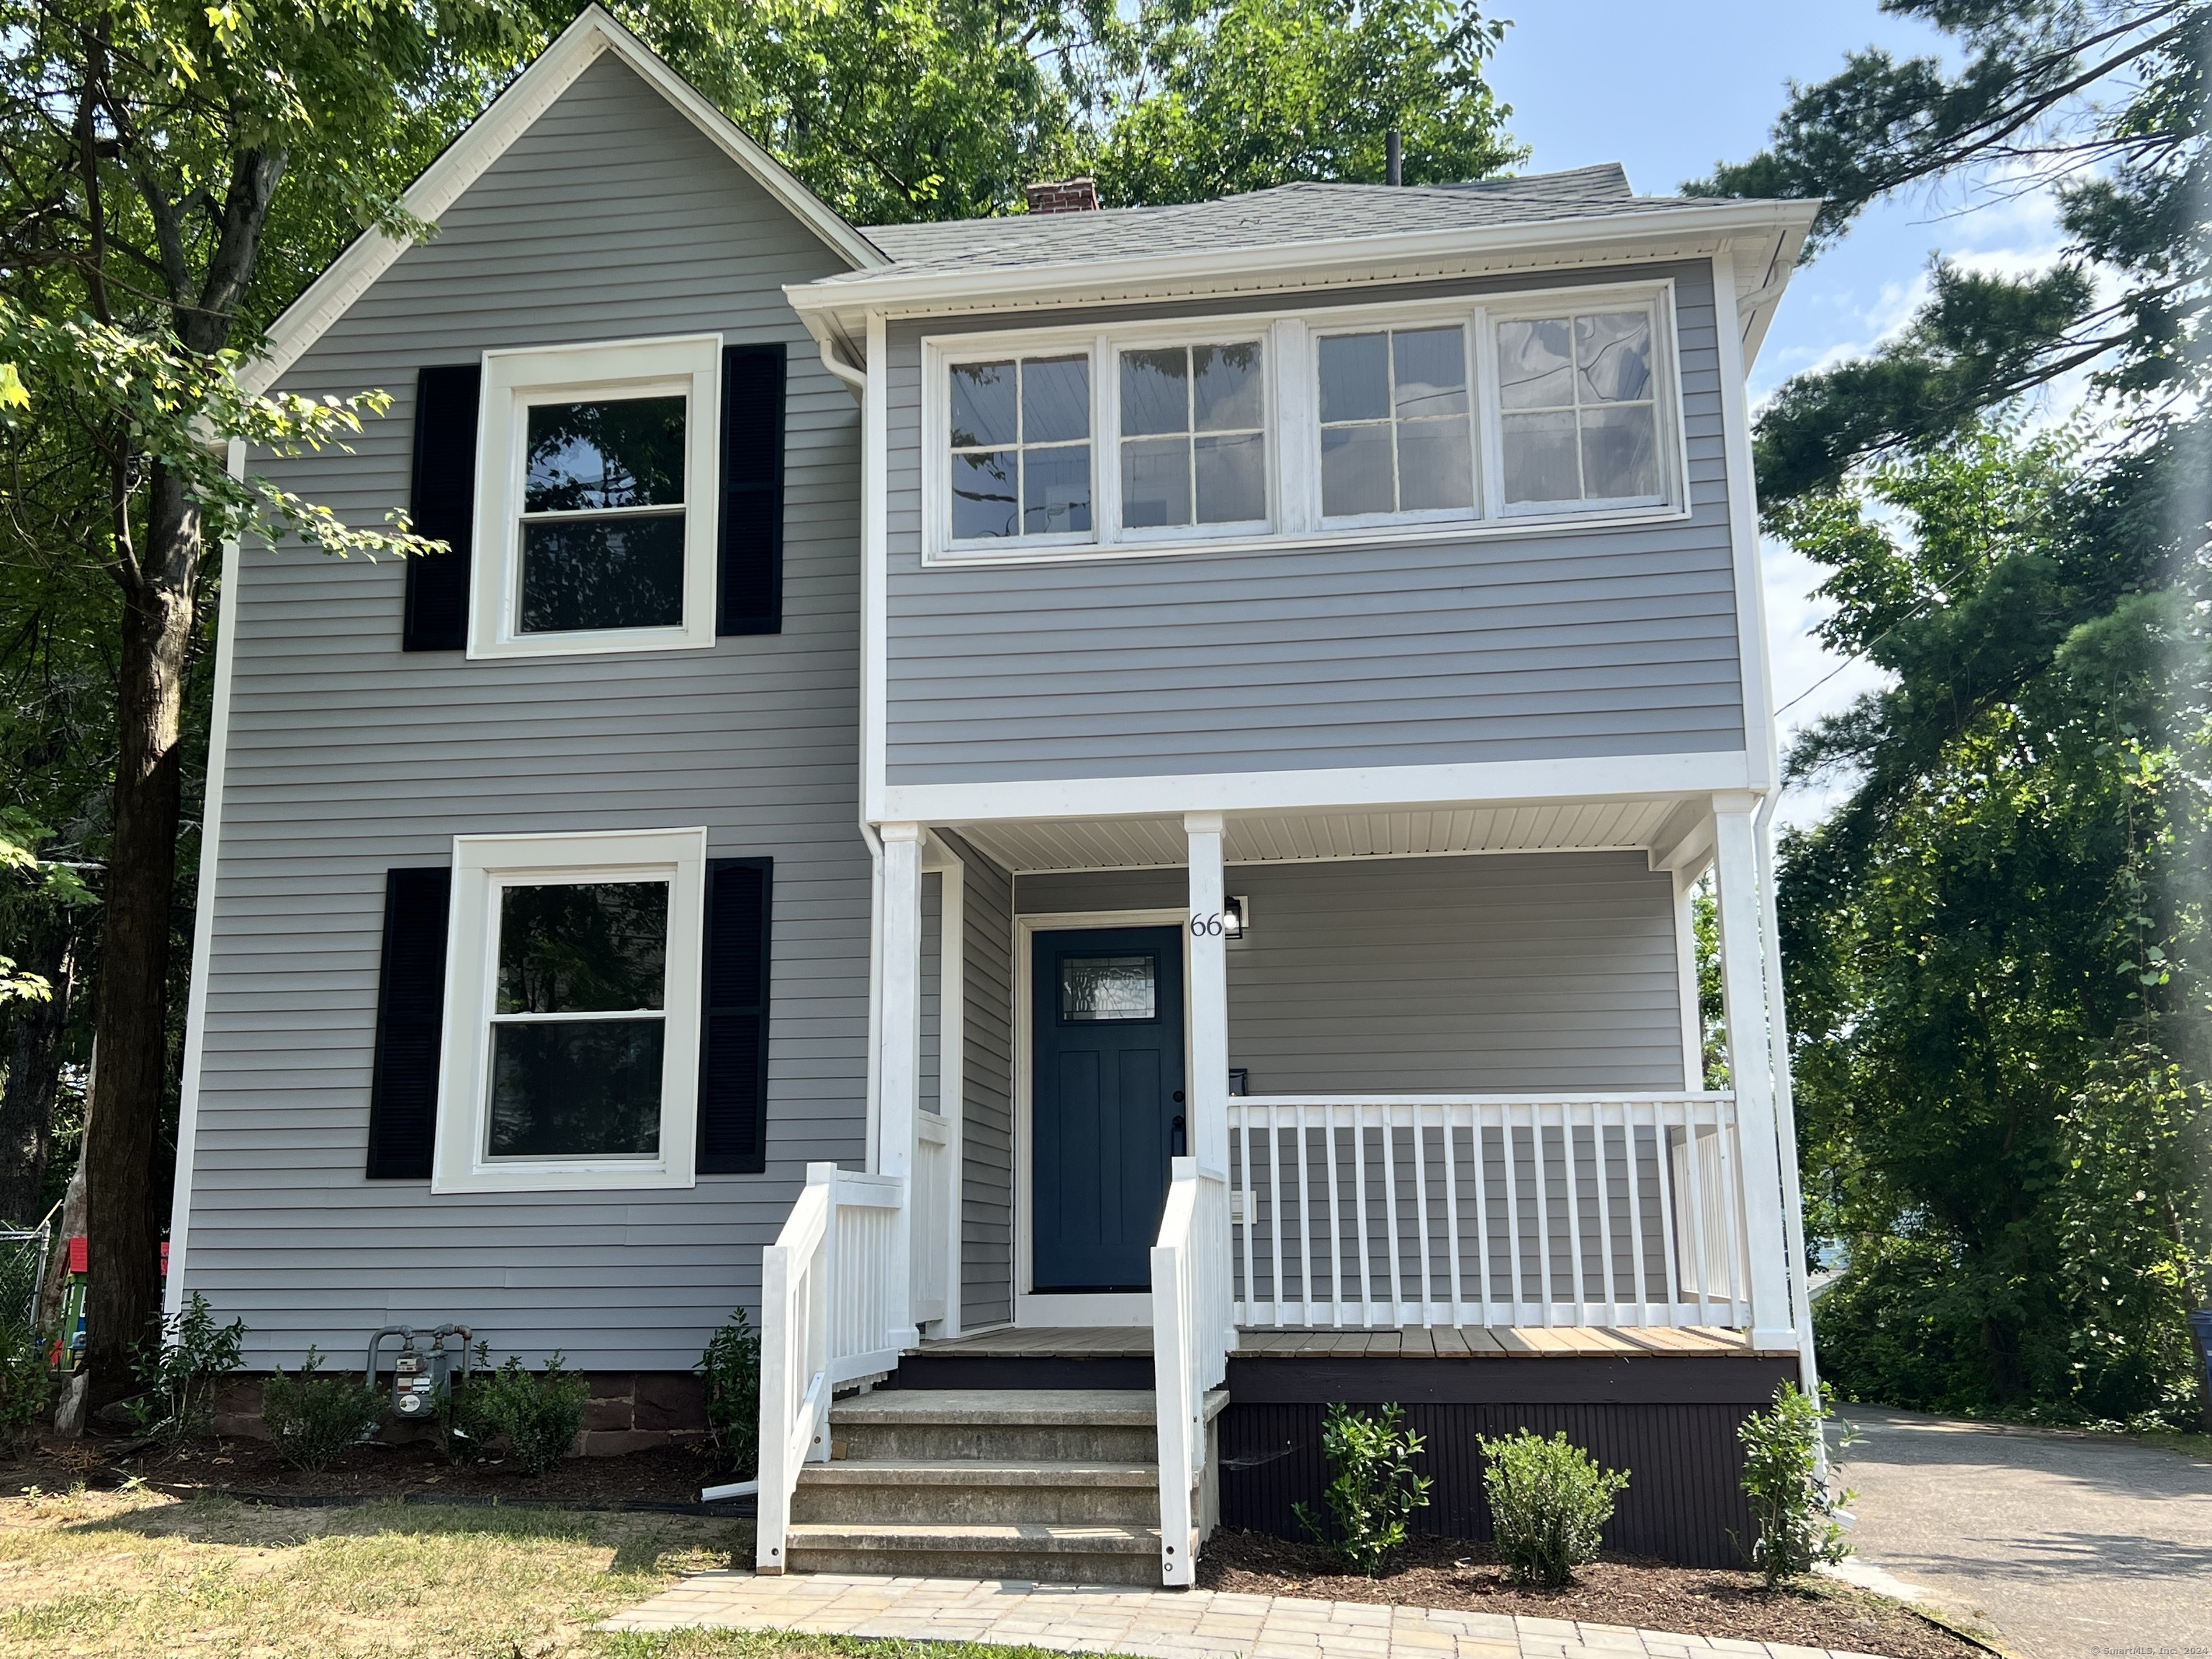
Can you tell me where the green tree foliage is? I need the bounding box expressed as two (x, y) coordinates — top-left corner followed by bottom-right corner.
(1090, 0), (1522, 207)
(1691, 1), (2209, 495)
(1780, 423), (2211, 1423)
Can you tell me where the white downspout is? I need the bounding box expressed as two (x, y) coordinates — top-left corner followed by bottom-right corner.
(817, 333), (887, 1169)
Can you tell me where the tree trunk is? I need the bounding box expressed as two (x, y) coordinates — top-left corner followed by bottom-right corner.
(84, 467), (199, 1406)
(0, 929), (76, 1225)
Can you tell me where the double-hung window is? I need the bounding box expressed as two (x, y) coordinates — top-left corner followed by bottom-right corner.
(1494, 307), (1663, 510)
(1316, 325), (1475, 521)
(948, 356), (1093, 541)
(472, 336), (721, 657)
(434, 828), (706, 1193)
(1118, 343), (1267, 531)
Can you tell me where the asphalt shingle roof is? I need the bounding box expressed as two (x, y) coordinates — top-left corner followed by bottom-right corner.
(845, 165), (1698, 279)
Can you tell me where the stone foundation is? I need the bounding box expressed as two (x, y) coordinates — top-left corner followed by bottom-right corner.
(210, 1370), (711, 1454)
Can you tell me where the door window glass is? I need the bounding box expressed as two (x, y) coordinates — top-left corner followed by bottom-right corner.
(1059, 954), (1158, 1022)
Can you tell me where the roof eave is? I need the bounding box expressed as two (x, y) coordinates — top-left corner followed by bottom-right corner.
(783, 197), (1825, 335)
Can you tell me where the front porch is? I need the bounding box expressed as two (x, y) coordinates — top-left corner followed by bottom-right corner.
(757, 789), (1813, 1584)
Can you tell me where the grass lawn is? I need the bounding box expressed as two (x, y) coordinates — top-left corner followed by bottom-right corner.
(0, 1488), (1091, 1659)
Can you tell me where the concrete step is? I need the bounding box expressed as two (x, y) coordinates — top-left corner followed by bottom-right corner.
(830, 1388), (1158, 1464)
(793, 1459), (1161, 1526)
(784, 1521), (1163, 1586)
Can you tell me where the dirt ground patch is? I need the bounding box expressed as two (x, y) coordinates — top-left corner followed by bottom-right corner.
(1197, 1529), (1989, 1659)
(1, 1430), (727, 1509)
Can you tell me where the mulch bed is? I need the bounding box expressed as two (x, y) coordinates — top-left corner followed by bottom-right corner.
(1, 1430), (741, 1511)
(1196, 1530), (1990, 1659)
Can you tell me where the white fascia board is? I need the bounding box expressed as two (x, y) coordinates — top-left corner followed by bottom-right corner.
(876, 749), (1758, 827)
(1732, 218), (1813, 372)
(242, 4), (883, 397)
(786, 197), (1823, 335)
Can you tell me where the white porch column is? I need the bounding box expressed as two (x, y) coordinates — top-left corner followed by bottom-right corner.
(1184, 813), (1230, 1176)
(1710, 793), (1797, 1347)
(877, 820), (924, 1340)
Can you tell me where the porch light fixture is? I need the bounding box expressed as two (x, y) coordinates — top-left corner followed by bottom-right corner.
(1223, 894), (1249, 938)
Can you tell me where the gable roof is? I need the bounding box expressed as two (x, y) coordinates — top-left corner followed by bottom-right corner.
(241, 4), (885, 395)
(853, 165), (1682, 276)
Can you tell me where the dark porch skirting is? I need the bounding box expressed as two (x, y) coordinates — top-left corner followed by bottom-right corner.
(1219, 1351), (1798, 1570)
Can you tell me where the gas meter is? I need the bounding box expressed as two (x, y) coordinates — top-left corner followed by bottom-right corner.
(366, 1324), (475, 1419)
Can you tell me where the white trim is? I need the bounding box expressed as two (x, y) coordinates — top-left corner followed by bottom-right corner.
(876, 749), (1757, 827)
(1673, 866), (1704, 1093)
(863, 313), (890, 830)
(1012, 907), (1190, 1323)
(787, 199), (1822, 331)
(242, 4), (879, 397)
(876, 822), (922, 1339)
(1019, 1292), (1153, 1328)
(432, 826), (708, 1195)
(1710, 251), (1779, 791)
(469, 333), (721, 659)
(163, 440), (248, 1318)
(916, 279), (1689, 567)
(922, 832), (967, 1337)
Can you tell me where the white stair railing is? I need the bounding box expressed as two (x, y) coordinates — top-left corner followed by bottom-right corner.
(756, 1162), (907, 1573)
(1151, 1156), (1230, 1588)
(1227, 1094), (1751, 1330)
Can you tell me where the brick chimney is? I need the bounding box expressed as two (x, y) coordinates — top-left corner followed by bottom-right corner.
(1025, 177), (1100, 215)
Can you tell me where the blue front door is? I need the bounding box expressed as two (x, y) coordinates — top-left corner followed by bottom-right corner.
(1030, 925), (1187, 1293)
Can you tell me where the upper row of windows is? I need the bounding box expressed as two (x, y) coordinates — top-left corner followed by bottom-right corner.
(925, 283), (1686, 561)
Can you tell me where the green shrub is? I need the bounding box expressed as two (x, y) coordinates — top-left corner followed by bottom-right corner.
(0, 1319), (54, 1456)
(697, 1308), (760, 1477)
(127, 1292), (246, 1449)
(261, 1348), (383, 1474)
(1738, 1382), (1854, 1583)
(1478, 1429), (1629, 1586)
(1294, 1401), (1431, 1575)
(474, 1352), (588, 1475)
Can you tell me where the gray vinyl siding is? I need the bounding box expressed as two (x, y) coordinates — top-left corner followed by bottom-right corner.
(884, 262), (1743, 786)
(180, 52), (868, 1370)
(948, 832), (1015, 1326)
(1014, 853), (1683, 1094)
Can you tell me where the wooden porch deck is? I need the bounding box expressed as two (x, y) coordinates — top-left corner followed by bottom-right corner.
(916, 1324), (1786, 1359)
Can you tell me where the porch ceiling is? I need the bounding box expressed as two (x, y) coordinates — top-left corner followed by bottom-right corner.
(945, 798), (1686, 873)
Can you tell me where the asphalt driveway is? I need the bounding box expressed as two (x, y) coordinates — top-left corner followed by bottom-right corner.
(1835, 1406), (2212, 1659)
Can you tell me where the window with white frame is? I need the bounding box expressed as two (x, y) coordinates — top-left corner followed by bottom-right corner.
(924, 282), (1680, 562)
(1494, 307), (1663, 509)
(1118, 343), (1267, 531)
(948, 355), (1093, 541)
(1316, 325), (1475, 521)
(433, 828), (706, 1193)
(471, 336), (721, 657)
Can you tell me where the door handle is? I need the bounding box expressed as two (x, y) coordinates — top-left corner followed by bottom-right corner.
(1172, 1090), (1184, 1102)
(1172, 1115), (1186, 1156)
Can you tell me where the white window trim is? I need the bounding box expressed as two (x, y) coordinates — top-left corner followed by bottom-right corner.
(920, 279), (1688, 568)
(469, 333), (722, 659)
(432, 827), (709, 1195)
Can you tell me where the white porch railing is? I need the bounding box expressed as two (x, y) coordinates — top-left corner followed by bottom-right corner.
(755, 1162), (907, 1574)
(912, 1113), (952, 1327)
(1228, 1095), (1752, 1329)
(1151, 1156), (1230, 1588)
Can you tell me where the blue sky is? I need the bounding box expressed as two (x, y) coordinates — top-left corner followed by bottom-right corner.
(1484, 3), (2073, 816)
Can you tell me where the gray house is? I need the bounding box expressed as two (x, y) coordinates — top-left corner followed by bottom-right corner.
(173, 7), (1822, 1585)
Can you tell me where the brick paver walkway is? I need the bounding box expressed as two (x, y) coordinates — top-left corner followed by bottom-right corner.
(603, 1570), (1897, 1659)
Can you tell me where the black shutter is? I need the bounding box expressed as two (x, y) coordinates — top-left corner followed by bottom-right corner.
(717, 344), (786, 636)
(404, 363), (482, 651)
(367, 867), (451, 1179)
(698, 858), (773, 1174)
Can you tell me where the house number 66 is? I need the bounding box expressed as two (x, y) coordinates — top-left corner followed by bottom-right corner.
(1189, 912), (1225, 937)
